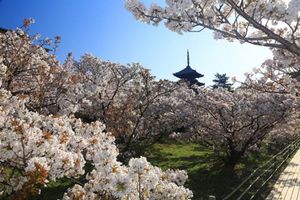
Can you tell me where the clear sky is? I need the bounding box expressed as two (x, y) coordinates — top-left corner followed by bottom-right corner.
(0, 0), (273, 85)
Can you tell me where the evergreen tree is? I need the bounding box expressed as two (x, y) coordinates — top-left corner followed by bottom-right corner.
(212, 73), (233, 91)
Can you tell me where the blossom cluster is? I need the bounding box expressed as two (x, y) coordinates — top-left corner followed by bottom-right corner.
(0, 27), (67, 114)
(125, 0), (300, 44)
(63, 157), (191, 200)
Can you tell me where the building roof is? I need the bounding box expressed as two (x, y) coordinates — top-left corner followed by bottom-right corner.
(173, 65), (204, 79)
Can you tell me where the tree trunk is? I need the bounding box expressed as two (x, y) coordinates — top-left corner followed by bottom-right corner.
(224, 150), (244, 171)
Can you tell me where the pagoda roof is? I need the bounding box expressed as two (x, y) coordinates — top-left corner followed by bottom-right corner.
(173, 65), (204, 79)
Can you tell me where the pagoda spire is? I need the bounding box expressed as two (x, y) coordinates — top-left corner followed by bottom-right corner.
(187, 49), (190, 66)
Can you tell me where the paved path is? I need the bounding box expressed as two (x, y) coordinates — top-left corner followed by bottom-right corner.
(267, 149), (300, 199)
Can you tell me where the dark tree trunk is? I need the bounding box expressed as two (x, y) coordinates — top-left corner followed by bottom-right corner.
(224, 150), (244, 171)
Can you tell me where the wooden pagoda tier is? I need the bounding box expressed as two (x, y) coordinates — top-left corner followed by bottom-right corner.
(173, 50), (205, 86)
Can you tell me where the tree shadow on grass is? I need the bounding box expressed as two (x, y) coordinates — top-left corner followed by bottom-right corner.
(145, 143), (278, 200)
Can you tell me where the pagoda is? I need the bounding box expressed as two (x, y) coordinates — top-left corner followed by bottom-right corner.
(173, 50), (205, 86)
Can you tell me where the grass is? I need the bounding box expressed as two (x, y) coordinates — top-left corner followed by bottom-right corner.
(144, 142), (288, 200)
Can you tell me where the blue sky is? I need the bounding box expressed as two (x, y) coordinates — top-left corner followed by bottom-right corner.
(0, 0), (273, 85)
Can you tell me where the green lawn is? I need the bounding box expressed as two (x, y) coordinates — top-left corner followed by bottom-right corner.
(145, 142), (286, 200)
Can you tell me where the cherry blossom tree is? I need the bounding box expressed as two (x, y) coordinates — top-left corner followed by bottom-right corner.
(59, 54), (182, 159)
(176, 87), (298, 169)
(0, 19), (67, 114)
(267, 111), (300, 146)
(125, 0), (300, 54)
